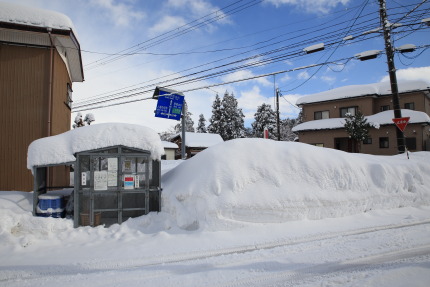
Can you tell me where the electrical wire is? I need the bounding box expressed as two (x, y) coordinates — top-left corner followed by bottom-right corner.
(72, 2), (430, 110)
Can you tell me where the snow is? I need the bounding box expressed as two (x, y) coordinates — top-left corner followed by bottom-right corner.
(0, 2), (75, 32)
(396, 44), (416, 52)
(2, 139), (430, 286)
(355, 49), (382, 60)
(27, 123), (165, 169)
(173, 132), (224, 147)
(296, 80), (430, 105)
(362, 27), (381, 34)
(303, 43), (324, 53)
(162, 140), (179, 149)
(293, 109), (430, 132)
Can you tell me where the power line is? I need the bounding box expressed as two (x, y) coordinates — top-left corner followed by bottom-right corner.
(72, 3), (430, 110)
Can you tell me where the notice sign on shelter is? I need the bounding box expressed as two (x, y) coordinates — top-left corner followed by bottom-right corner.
(94, 171), (108, 190)
(124, 175), (135, 189)
(392, 117), (410, 132)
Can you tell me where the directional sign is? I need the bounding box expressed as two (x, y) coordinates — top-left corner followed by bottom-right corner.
(154, 87), (184, 121)
(392, 117), (410, 132)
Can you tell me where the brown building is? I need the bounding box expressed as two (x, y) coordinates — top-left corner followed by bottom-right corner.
(293, 80), (430, 155)
(0, 3), (84, 191)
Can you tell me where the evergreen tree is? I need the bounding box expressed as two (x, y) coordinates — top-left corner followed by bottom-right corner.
(159, 127), (176, 141)
(280, 118), (297, 141)
(196, 114), (207, 133)
(219, 91), (246, 140)
(174, 101), (194, 133)
(252, 103), (277, 139)
(208, 94), (222, 134)
(73, 112), (95, 128)
(344, 111), (370, 153)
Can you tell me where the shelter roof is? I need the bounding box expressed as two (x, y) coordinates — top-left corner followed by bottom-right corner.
(27, 123), (164, 169)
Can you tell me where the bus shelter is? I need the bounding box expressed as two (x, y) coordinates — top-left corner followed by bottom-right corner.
(28, 123), (164, 227)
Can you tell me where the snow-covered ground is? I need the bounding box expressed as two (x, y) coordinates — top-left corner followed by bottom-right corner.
(1, 139), (430, 286)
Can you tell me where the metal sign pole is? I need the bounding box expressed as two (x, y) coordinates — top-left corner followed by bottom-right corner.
(181, 103), (186, 159)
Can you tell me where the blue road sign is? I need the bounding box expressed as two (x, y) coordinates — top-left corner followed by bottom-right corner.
(154, 89), (184, 121)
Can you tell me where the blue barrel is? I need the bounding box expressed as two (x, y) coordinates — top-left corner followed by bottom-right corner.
(36, 195), (65, 218)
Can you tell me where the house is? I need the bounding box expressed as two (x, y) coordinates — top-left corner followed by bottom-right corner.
(0, 2), (84, 191)
(293, 80), (430, 155)
(161, 141), (178, 160)
(170, 132), (224, 159)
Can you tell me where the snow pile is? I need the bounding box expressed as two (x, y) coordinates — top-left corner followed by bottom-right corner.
(0, 2), (75, 31)
(174, 132), (224, 148)
(160, 139), (430, 230)
(293, 109), (430, 131)
(27, 123), (164, 169)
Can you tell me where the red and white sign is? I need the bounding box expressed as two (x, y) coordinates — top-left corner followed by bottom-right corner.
(264, 128), (269, 139)
(392, 117), (410, 132)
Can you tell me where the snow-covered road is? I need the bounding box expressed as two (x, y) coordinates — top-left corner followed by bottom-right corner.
(2, 216), (430, 287)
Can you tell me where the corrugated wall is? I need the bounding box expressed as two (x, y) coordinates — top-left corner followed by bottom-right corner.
(0, 44), (72, 191)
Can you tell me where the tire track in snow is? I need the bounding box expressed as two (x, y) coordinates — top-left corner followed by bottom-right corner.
(214, 245), (430, 287)
(1, 219), (430, 285)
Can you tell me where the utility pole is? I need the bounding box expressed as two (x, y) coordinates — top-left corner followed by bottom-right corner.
(379, 0), (406, 153)
(276, 88), (281, 141)
(181, 102), (186, 159)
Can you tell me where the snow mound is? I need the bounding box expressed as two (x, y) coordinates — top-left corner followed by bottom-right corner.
(160, 139), (430, 231)
(27, 123), (165, 169)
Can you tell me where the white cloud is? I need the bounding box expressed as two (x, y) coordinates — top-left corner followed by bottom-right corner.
(297, 71), (310, 80)
(279, 73), (292, 82)
(266, 0), (351, 14)
(148, 15), (187, 35)
(236, 86), (301, 121)
(220, 70), (273, 87)
(237, 86), (273, 119)
(166, 0), (229, 22)
(90, 0), (145, 27)
(320, 75), (336, 84)
(379, 66), (430, 83)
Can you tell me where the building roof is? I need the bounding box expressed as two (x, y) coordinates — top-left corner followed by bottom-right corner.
(0, 2), (84, 82)
(162, 141), (178, 149)
(296, 80), (430, 105)
(292, 109), (430, 132)
(27, 123), (165, 169)
(171, 132), (224, 148)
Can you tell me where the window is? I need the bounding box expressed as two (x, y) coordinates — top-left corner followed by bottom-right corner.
(66, 83), (73, 109)
(340, 106), (357, 117)
(404, 102), (415, 110)
(379, 137), (389, 148)
(313, 143), (324, 147)
(363, 138), (372, 145)
(380, 105), (390, 111)
(314, 110), (329, 120)
(406, 138), (416, 150)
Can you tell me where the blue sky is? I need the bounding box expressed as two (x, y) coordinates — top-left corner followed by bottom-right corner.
(6, 0), (430, 132)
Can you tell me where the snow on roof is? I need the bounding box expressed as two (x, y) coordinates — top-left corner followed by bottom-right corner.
(0, 2), (75, 32)
(293, 109), (430, 132)
(173, 132), (224, 148)
(27, 123), (164, 169)
(296, 80), (430, 105)
(162, 141), (178, 149)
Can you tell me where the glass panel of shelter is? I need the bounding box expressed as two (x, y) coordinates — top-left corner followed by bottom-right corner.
(75, 147), (150, 227)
